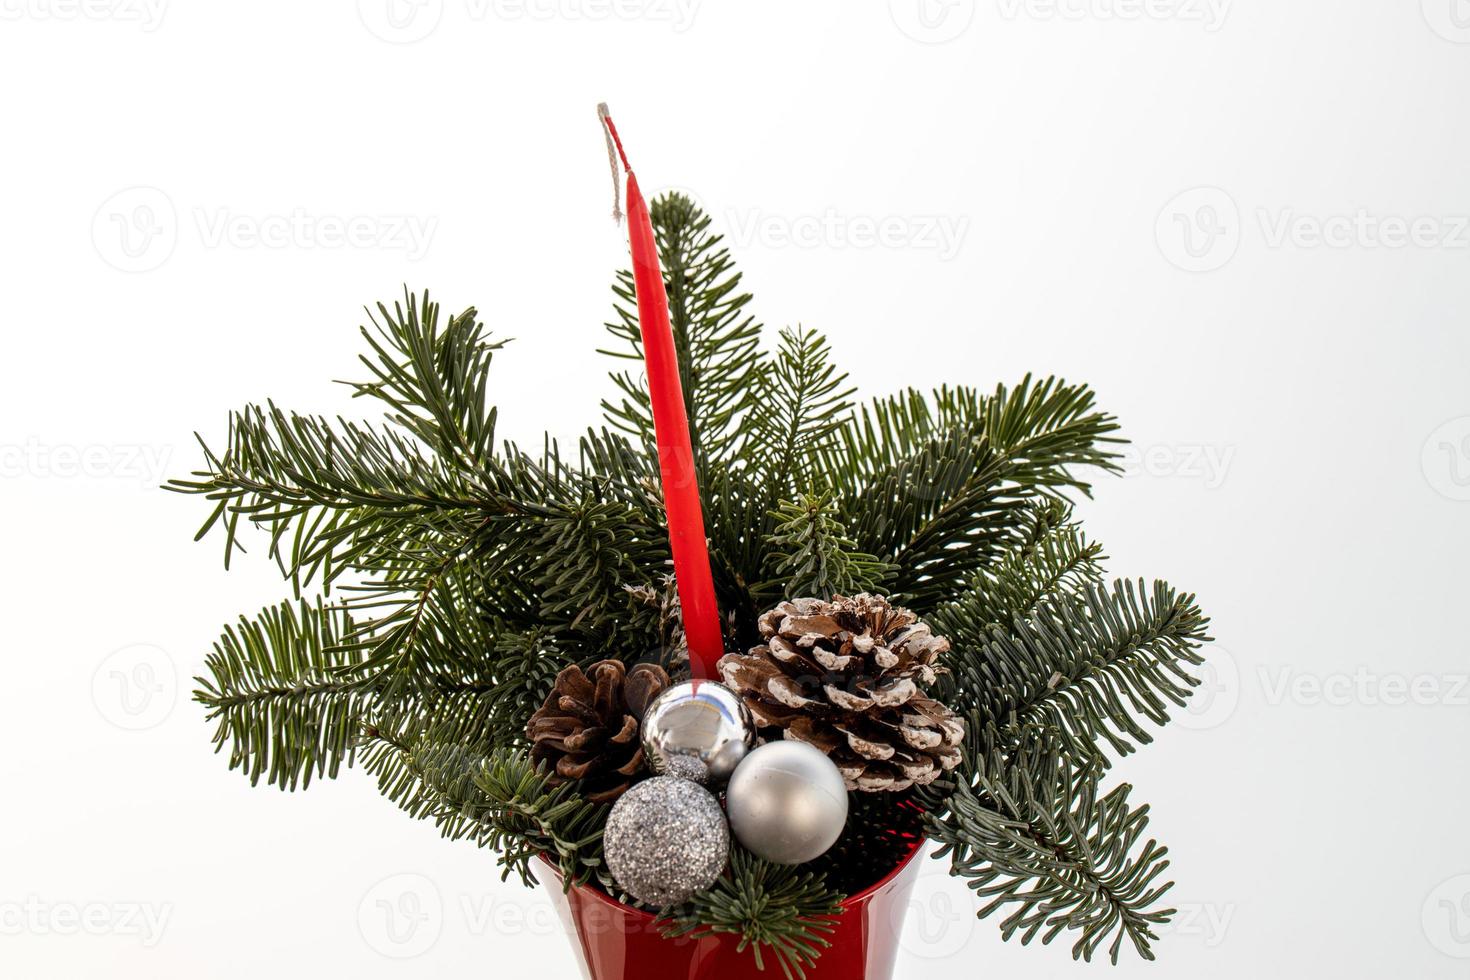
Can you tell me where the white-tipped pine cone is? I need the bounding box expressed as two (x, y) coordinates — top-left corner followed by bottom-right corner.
(717, 593), (964, 792)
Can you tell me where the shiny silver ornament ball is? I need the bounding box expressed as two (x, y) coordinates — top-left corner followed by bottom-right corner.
(640, 680), (755, 787)
(725, 740), (849, 865)
(603, 776), (730, 907)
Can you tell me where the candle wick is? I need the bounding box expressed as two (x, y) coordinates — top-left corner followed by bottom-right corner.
(596, 104), (628, 223)
(596, 102), (632, 173)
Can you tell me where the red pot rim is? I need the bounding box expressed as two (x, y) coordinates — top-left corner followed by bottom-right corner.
(538, 834), (925, 920)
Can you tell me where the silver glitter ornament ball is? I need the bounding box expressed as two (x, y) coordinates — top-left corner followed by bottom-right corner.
(603, 776), (730, 906)
(725, 740), (849, 865)
(640, 680), (755, 787)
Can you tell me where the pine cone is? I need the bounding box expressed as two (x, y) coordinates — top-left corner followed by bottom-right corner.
(718, 594), (964, 792)
(527, 660), (670, 803)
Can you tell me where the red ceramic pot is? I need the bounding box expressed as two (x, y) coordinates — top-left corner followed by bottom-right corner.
(533, 841), (924, 980)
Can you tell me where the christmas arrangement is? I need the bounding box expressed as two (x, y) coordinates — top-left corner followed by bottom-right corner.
(171, 109), (1212, 978)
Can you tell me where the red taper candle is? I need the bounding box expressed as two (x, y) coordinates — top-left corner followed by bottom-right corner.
(599, 106), (724, 676)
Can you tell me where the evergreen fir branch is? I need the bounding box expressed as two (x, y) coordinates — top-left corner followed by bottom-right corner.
(943, 579), (1211, 768)
(195, 599), (373, 790)
(168, 290), (542, 593)
(762, 492), (890, 601)
(362, 735), (610, 888)
(702, 465), (787, 648)
(939, 499), (1106, 631)
(576, 428), (666, 528)
(363, 629), (556, 759)
(658, 847), (844, 980)
(624, 575), (690, 668)
(602, 192), (765, 468)
(359, 727), (489, 830)
(336, 517), (509, 690)
(744, 326), (856, 498)
(825, 380), (1121, 491)
(471, 631), (567, 740)
(346, 289), (507, 470)
(166, 403), (505, 587)
(471, 749), (611, 887)
(524, 496), (667, 649)
(197, 593), (537, 794)
(923, 725), (1175, 963)
(821, 378), (1123, 609)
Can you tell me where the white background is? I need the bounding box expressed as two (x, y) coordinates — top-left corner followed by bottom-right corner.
(2, 1), (1468, 977)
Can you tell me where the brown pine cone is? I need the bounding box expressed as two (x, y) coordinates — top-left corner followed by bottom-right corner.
(718, 594), (964, 792)
(527, 660), (669, 803)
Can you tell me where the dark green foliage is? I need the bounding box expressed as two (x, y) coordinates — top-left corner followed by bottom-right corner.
(361, 732), (611, 889)
(943, 499), (1106, 630)
(172, 192), (1210, 969)
(920, 725), (1175, 963)
(602, 192), (764, 474)
(658, 847), (844, 980)
(820, 379), (1124, 609)
(763, 492), (889, 601)
(937, 577), (1210, 769)
(195, 599), (370, 790)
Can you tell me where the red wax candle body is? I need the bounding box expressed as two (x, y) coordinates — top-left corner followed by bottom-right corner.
(623, 171), (725, 677)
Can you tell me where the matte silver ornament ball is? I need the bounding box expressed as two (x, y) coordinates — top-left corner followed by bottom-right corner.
(603, 776), (730, 907)
(725, 740), (849, 865)
(640, 679), (755, 787)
